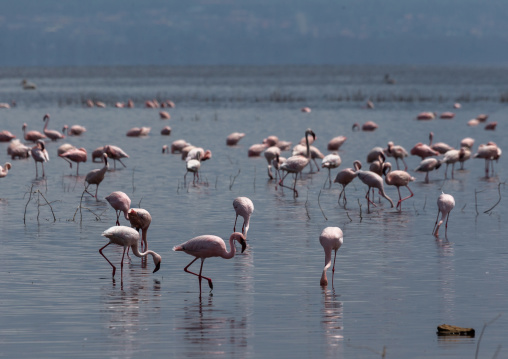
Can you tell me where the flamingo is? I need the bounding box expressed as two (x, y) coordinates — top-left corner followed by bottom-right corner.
(271, 153), (286, 181)
(170, 139), (191, 153)
(248, 143), (268, 157)
(468, 118), (480, 126)
(59, 148), (87, 175)
(233, 197), (254, 237)
(410, 142), (439, 160)
(173, 232), (247, 294)
(22, 123), (46, 142)
(180, 145), (196, 160)
(159, 111), (170, 119)
(264, 146), (281, 179)
(226, 132), (245, 146)
(474, 143), (501, 177)
(429, 132), (454, 154)
(160, 126), (171, 136)
(356, 166), (394, 213)
(104, 145), (129, 169)
(440, 112), (455, 119)
(385, 141), (409, 171)
(62, 124), (86, 136)
(352, 121), (378, 131)
(321, 153), (342, 186)
(91, 146), (106, 162)
(275, 140), (292, 151)
(460, 137), (475, 149)
(432, 193), (455, 238)
(279, 128), (315, 197)
(84, 153), (108, 200)
(441, 148), (466, 179)
(383, 162), (415, 211)
(100, 226), (161, 278)
(31, 139), (49, 177)
(293, 143), (324, 172)
(186, 147), (212, 162)
(458, 147), (471, 170)
(327, 136), (347, 151)
(7, 140), (31, 159)
(128, 208), (152, 251)
(369, 153), (386, 176)
(21, 79), (36, 90)
(42, 114), (65, 141)
(0, 162), (12, 178)
(319, 227), (343, 287)
(485, 122), (497, 131)
(416, 112), (436, 120)
(105, 191), (131, 225)
(126, 127), (151, 137)
(0, 130), (16, 142)
(263, 135), (279, 147)
(334, 161), (361, 205)
(415, 158), (441, 183)
(366, 147), (385, 163)
(477, 114), (488, 122)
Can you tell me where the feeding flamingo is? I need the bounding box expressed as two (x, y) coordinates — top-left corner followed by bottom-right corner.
(0, 130), (16, 142)
(429, 132), (454, 154)
(160, 126), (171, 136)
(327, 136), (347, 151)
(105, 191), (131, 226)
(126, 127), (151, 137)
(31, 139), (49, 177)
(22, 123), (46, 142)
(248, 143), (268, 157)
(7, 140), (31, 159)
(264, 146), (281, 179)
(170, 139), (191, 153)
(352, 121), (378, 131)
(415, 158), (442, 183)
(104, 145), (129, 169)
(100, 226), (161, 278)
(59, 147), (87, 175)
(410, 143), (439, 160)
(334, 160), (361, 205)
(441, 148), (466, 179)
(319, 227), (343, 287)
(356, 166), (394, 213)
(226, 132), (245, 146)
(383, 162), (415, 211)
(42, 114), (65, 141)
(173, 232), (247, 294)
(233, 197), (254, 237)
(128, 208), (152, 251)
(185, 152), (201, 184)
(84, 153), (108, 200)
(62, 124), (86, 136)
(432, 193), (455, 238)
(474, 142), (501, 178)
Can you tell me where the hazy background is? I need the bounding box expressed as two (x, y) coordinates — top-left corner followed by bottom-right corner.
(2, 0), (508, 67)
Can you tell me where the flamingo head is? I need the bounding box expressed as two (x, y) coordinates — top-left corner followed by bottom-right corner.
(305, 128), (316, 142)
(4, 162), (12, 170)
(352, 123), (360, 131)
(152, 255), (161, 273)
(231, 232), (247, 253)
(22, 123), (27, 130)
(43, 114), (50, 121)
(202, 150), (212, 161)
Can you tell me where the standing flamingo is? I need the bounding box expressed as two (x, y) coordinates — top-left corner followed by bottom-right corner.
(410, 143), (439, 160)
(415, 158), (442, 183)
(128, 208), (151, 251)
(0, 162), (12, 178)
(100, 226), (161, 278)
(84, 153), (108, 200)
(334, 160), (361, 205)
(264, 146), (281, 179)
(105, 191), (131, 225)
(474, 143), (501, 178)
(383, 162), (415, 211)
(356, 166), (394, 213)
(42, 114), (65, 141)
(59, 147), (87, 175)
(104, 145), (129, 169)
(432, 193), (455, 238)
(319, 227), (343, 287)
(233, 197), (254, 237)
(429, 132), (454, 154)
(22, 123), (46, 142)
(226, 132), (245, 146)
(441, 148), (466, 179)
(321, 153), (342, 187)
(385, 141), (408, 171)
(185, 152), (201, 184)
(31, 139), (49, 177)
(173, 232), (247, 294)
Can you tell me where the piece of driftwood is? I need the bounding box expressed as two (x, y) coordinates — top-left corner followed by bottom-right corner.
(437, 324), (475, 336)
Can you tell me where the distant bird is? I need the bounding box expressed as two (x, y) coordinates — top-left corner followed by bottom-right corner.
(21, 79), (36, 90)
(327, 136), (347, 151)
(160, 126), (171, 136)
(42, 114), (65, 141)
(474, 142), (501, 177)
(0, 162), (12, 178)
(476, 114), (488, 122)
(104, 145), (129, 169)
(441, 148), (466, 179)
(226, 132), (245, 146)
(319, 227), (343, 287)
(429, 132), (454, 154)
(248, 143), (268, 157)
(7, 140), (31, 159)
(159, 111), (171, 119)
(334, 160), (361, 205)
(22, 123), (46, 142)
(126, 127), (151, 137)
(263, 135), (279, 147)
(415, 158), (441, 183)
(366, 147), (385, 163)
(385, 141), (408, 171)
(84, 153), (108, 200)
(352, 121), (378, 131)
(416, 112), (436, 120)
(293, 143), (324, 172)
(170, 139), (191, 153)
(440, 112), (455, 119)
(485, 122), (497, 131)
(458, 147), (471, 170)
(453, 103), (461, 109)
(432, 193), (455, 238)
(185, 153), (201, 184)
(410, 142), (439, 159)
(128, 208), (152, 251)
(369, 153), (386, 176)
(264, 146), (281, 179)
(31, 139), (49, 177)
(365, 100), (375, 109)
(100, 226), (161, 277)
(321, 153), (342, 186)
(62, 124), (86, 136)
(173, 232), (247, 294)
(301, 107), (311, 113)
(356, 167), (394, 213)
(105, 191), (131, 226)
(186, 147), (212, 162)
(59, 148), (87, 175)
(460, 137), (475, 149)
(233, 197), (254, 237)
(0, 130), (16, 142)
(91, 146), (106, 162)
(383, 162), (415, 211)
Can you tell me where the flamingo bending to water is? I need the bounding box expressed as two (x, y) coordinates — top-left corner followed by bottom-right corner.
(319, 227), (343, 287)
(334, 160), (361, 205)
(173, 232), (247, 294)
(321, 153), (341, 187)
(415, 158), (441, 183)
(128, 208), (152, 251)
(356, 166), (394, 213)
(0, 162), (12, 178)
(226, 132), (245, 146)
(233, 197), (254, 237)
(105, 191), (131, 225)
(432, 193), (455, 238)
(59, 147), (87, 175)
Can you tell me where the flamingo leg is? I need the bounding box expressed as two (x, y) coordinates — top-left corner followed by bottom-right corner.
(444, 212), (451, 237)
(338, 187), (345, 204)
(95, 184), (99, 200)
(42, 163), (46, 177)
(76, 163), (80, 176)
(398, 185), (414, 210)
(396, 187), (402, 210)
(61, 157), (73, 168)
(34, 162), (38, 178)
(395, 158), (400, 170)
(279, 172), (289, 186)
(331, 249), (337, 288)
(402, 158), (408, 171)
(120, 246), (127, 278)
(451, 163), (455, 179)
(292, 174), (299, 197)
(184, 257), (213, 293)
(99, 242), (116, 277)
(425, 172), (429, 183)
(117, 158), (127, 168)
(115, 210), (121, 226)
(313, 158), (320, 172)
(444, 163), (449, 179)
(432, 210), (441, 235)
(267, 165), (273, 180)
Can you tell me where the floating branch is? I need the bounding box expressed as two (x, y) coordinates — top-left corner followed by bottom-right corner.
(132, 167), (136, 193)
(345, 211), (352, 222)
(484, 181), (506, 214)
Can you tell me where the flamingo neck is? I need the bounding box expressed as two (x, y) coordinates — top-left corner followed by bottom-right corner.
(321, 249), (332, 285)
(305, 133), (310, 158)
(131, 244), (156, 261)
(244, 217), (250, 237)
(43, 119), (49, 131)
(221, 237), (237, 259)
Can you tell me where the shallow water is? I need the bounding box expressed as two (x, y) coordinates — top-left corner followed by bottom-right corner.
(0, 65), (507, 358)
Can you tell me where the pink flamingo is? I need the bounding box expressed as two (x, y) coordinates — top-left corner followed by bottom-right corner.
(126, 127), (151, 137)
(416, 112), (436, 120)
(385, 141), (408, 171)
(477, 114), (488, 122)
(460, 137), (475, 149)
(128, 208), (151, 251)
(301, 107), (311, 113)
(159, 111), (171, 119)
(321, 153), (342, 186)
(383, 162), (415, 211)
(104, 145), (129, 169)
(173, 232), (247, 294)
(366, 147), (385, 163)
(100, 226), (161, 278)
(105, 191), (131, 225)
(275, 140), (292, 151)
(248, 143), (268, 157)
(91, 146), (106, 162)
(185, 153), (201, 184)
(264, 146), (281, 179)
(22, 123), (46, 142)
(410, 142), (439, 159)
(474, 143), (501, 177)
(62, 124), (86, 136)
(160, 126), (171, 136)
(186, 147), (212, 162)
(226, 132), (245, 146)
(0, 162), (12, 178)
(429, 132), (454, 154)
(263, 135), (279, 147)
(59, 147), (87, 175)
(334, 161), (361, 205)
(485, 122), (497, 131)
(441, 148), (466, 179)
(8, 140), (31, 159)
(415, 158), (441, 183)
(31, 139), (49, 177)
(432, 193), (455, 237)
(170, 139), (191, 153)
(42, 114), (65, 141)
(233, 197), (254, 237)
(293, 143), (324, 172)
(319, 227), (343, 287)
(468, 118), (480, 126)
(0, 130), (16, 142)
(84, 153), (108, 200)
(356, 166), (394, 213)
(369, 153), (386, 176)
(95, 101), (106, 108)
(352, 121), (378, 131)
(440, 112), (455, 119)
(327, 136), (347, 151)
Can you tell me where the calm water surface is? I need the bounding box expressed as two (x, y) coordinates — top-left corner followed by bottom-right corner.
(0, 65), (507, 358)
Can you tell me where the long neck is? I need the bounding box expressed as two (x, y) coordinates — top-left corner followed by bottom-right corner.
(321, 248), (332, 285)
(221, 237), (237, 259)
(43, 117), (49, 130)
(244, 217), (250, 237)
(305, 133), (311, 158)
(131, 243), (156, 260)
(101, 156), (109, 173)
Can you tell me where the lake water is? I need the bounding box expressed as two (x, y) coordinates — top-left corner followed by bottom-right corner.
(0, 65), (507, 358)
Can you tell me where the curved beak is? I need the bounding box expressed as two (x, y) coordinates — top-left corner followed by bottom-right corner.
(153, 261), (161, 273)
(240, 238), (247, 253)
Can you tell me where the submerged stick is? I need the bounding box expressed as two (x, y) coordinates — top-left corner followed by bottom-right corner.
(318, 189), (327, 220)
(484, 181), (506, 214)
(23, 184), (35, 224)
(475, 314), (502, 359)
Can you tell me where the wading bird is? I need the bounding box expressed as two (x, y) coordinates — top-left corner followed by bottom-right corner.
(128, 208), (152, 251)
(233, 197), (254, 237)
(105, 191), (131, 226)
(319, 227), (343, 287)
(334, 160), (361, 205)
(383, 162), (415, 211)
(31, 139), (49, 177)
(84, 153), (108, 200)
(356, 165), (394, 213)
(432, 193), (455, 238)
(42, 114), (65, 141)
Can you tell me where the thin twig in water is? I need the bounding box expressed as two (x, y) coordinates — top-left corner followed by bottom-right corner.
(138, 196), (143, 208)
(23, 184), (34, 224)
(475, 188), (479, 215)
(423, 195), (427, 211)
(36, 190), (56, 222)
(229, 169), (241, 190)
(304, 189), (310, 220)
(461, 203), (466, 212)
(318, 189), (327, 220)
(475, 313), (502, 359)
(346, 211), (352, 222)
(357, 198), (363, 221)
(484, 181), (506, 214)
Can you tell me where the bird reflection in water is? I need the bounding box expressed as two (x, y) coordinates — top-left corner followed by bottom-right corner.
(322, 288), (344, 357)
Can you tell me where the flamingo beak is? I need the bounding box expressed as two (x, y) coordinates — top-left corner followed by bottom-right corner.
(240, 239), (247, 253)
(153, 261), (161, 273)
